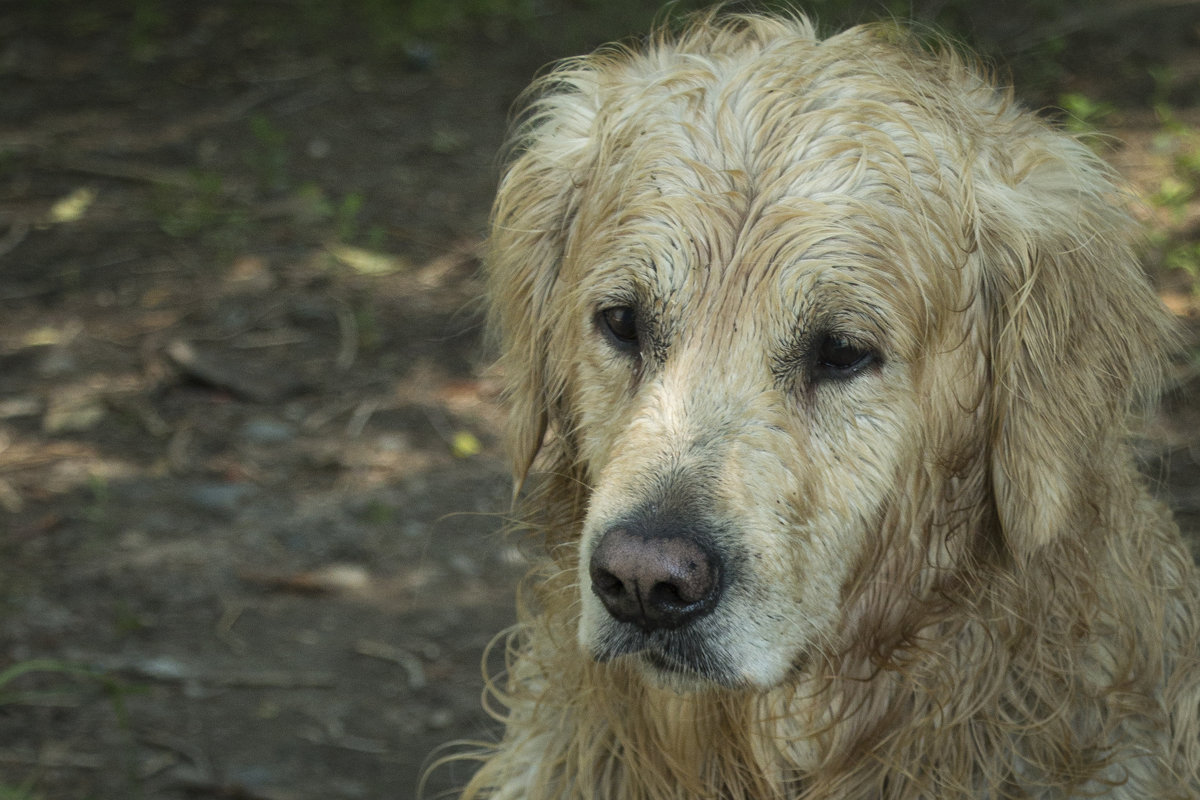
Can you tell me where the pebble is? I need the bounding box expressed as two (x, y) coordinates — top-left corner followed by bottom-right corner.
(0, 396), (40, 419)
(240, 419), (295, 445)
(189, 482), (256, 514)
(35, 348), (77, 377)
(449, 553), (480, 577)
(427, 708), (453, 730)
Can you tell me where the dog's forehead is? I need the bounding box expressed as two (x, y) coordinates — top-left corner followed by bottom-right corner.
(571, 107), (964, 298)
(584, 37), (965, 196)
(574, 185), (946, 343)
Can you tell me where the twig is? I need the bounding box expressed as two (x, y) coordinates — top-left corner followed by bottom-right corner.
(167, 423), (194, 473)
(422, 403), (459, 450)
(206, 671), (337, 690)
(0, 748), (104, 770)
(334, 299), (358, 371)
(215, 600), (247, 654)
(354, 639), (427, 690)
(166, 339), (280, 403)
(54, 156), (197, 188)
(0, 219), (29, 258)
(81, 654), (337, 689)
(138, 730), (215, 779)
(345, 398), (378, 438)
(297, 728), (387, 755)
(300, 396), (360, 432)
(232, 330), (311, 349)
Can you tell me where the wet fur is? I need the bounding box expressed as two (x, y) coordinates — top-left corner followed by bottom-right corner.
(447, 12), (1200, 799)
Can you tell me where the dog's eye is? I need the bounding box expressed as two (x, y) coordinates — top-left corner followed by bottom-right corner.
(599, 305), (639, 349)
(815, 334), (876, 378)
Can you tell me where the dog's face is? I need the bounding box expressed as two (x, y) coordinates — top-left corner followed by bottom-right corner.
(488, 18), (1170, 691)
(562, 119), (971, 689)
(521, 76), (982, 686)
(533, 31), (989, 688)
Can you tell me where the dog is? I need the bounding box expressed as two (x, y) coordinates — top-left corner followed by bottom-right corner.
(452, 11), (1200, 799)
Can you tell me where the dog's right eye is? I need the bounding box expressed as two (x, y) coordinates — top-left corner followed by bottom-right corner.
(813, 333), (878, 380)
(598, 306), (639, 350)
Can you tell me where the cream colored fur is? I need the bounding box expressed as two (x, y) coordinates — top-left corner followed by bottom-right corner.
(443, 11), (1200, 799)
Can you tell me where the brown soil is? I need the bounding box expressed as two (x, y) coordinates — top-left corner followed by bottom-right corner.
(1, 4), (1198, 800)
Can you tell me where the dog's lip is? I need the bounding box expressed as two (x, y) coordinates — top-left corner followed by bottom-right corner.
(641, 648), (695, 676)
(591, 623), (810, 689)
(591, 626), (729, 682)
(589, 631), (647, 663)
(591, 628), (686, 664)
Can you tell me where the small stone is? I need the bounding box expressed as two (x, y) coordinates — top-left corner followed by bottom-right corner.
(241, 419), (295, 445)
(427, 708), (453, 730)
(307, 137), (331, 159)
(189, 482), (256, 515)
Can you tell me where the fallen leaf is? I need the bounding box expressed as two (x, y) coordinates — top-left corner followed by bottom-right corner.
(451, 430), (481, 458)
(48, 187), (97, 223)
(43, 390), (107, 434)
(239, 564), (372, 595)
(328, 244), (408, 275)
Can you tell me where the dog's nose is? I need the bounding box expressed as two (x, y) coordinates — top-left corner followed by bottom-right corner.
(589, 525), (721, 631)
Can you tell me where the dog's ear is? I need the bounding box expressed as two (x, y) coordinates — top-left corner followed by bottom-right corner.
(486, 76), (599, 485)
(971, 130), (1176, 563)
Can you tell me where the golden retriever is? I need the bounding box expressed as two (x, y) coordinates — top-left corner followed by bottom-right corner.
(451, 11), (1200, 799)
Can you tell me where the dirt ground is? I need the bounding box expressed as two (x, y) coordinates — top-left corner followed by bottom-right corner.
(1, 3), (1199, 799)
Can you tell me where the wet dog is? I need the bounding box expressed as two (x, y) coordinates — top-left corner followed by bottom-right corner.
(457, 12), (1200, 799)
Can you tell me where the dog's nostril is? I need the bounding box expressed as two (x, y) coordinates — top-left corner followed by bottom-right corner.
(592, 567), (624, 596)
(589, 525), (722, 632)
(647, 580), (687, 608)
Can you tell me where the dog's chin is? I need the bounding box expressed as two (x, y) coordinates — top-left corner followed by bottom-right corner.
(591, 646), (734, 691)
(589, 624), (794, 691)
(636, 649), (738, 691)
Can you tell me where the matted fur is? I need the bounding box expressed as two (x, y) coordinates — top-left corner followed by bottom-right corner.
(443, 11), (1200, 799)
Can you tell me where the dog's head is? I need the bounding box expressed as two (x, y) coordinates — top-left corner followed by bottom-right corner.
(487, 14), (1175, 689)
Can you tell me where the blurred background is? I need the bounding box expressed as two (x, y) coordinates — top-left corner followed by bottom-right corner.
(1, 1), (1198, 798)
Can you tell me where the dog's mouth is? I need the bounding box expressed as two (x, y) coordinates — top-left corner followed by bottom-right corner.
(591, 623), (739, 687)
(641, 648), (704, 679)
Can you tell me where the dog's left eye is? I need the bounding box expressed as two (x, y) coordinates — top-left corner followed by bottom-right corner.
(815, 334), (877, 378)
(598, 305), (639, 349)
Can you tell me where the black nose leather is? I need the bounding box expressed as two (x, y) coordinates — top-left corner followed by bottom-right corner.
(589, 525), (722, 631)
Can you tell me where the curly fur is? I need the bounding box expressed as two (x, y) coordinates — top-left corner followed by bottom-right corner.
(439, 11), (1200, 799)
